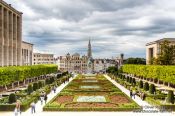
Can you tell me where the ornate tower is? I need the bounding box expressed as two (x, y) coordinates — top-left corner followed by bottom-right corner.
(87, 39), (92, 58)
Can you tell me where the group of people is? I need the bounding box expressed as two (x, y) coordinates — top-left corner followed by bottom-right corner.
(40, 91), (48, 105)
(129, 89), (146, 100)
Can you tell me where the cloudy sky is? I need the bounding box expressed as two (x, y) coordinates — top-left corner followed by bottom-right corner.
(4, 0), (175, 58)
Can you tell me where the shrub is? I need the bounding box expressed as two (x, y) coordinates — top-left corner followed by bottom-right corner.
(139, 80), (143, 88)
(27, 84), (33, 95)
(50, 77), (55, 84)
(129, 77), (132, 83)
(33, 82), (39, 91)
(9, 93), (16, 104)
(126, 76), (129, 82)
(132, 78), (136, 86)
(38, 81), (43, 89)
(167, 90), (174, 104)
(45, 78), (50, 85)
(149, 84), (156, 94)
(144, 82), (149, 91)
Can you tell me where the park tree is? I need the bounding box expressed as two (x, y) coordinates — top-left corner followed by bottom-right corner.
(152, 40), (175, 65)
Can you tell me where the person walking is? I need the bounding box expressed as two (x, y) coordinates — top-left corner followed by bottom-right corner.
(30, 102), (36, 114)
(44, 94), (48, 104)
(130, 89), (133, 98)
(132, 90), (136, 99)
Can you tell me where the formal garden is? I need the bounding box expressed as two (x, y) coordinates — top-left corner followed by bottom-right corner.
(108, 65), (175, 111)
(0, 64), (71, 111)
(43, 74), (140, 111)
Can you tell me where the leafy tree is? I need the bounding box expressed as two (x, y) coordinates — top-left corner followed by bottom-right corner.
(27, 84), (33, 95)
(167, 90), (174, 104)
(149, 84), (156, 94)
(139, 80), (143, 88)
(144, 82), (149, 91)
(9, 93), (16, 104)
(152, 40), (175, 65)
(106, 66), (118, 74)
(124, 57), (146, 64)
(33, 82), (39, 91)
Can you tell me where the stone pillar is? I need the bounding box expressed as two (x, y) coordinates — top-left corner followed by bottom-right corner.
(9, 12), (13, 66)
(17, 15), (22, 66)
(13, 14), (17, 66)
(0, 6), (4, 66)
(3, 9), (9, 66)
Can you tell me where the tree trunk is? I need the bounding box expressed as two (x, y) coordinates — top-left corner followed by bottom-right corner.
(12, 83), (14, 89)
(18, 81), (20, 87)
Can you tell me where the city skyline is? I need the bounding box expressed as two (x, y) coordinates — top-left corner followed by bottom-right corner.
(4, 0), (175, 58)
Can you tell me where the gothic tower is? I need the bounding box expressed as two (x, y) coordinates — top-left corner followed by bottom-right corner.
(87, 39), (92, 58)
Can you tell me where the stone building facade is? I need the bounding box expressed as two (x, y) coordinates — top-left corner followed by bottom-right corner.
(33, 53), (54, 65)
(22, 41), (33, 66)
(0, 0), (22, 66)
(146, 38), (175, 64)
(58, 53), (88, 73)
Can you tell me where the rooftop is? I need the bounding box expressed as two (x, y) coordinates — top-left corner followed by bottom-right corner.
(0, 0), (22, 15)
(146, 38), (175, 46)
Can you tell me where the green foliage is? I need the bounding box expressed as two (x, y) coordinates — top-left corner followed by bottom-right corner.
(167, 90), (174, 104)
(132, 78), (136, 86)
(9, 93), (16, 104)
(144, 82), (149, 91)
(153, 40), (175, 65)
(106, 66), (118, 74)
(45, 78), (50, 85)
(38, 81), (43, 89)
(33, 82), (39, 91)
(139, 80), (143, 88)
(149, 84), (156, 94)
(124, 57), (146, 64)
(0, 64), (57, 86)
(122, 64), (175, 84)
(27, 84), (33, 95)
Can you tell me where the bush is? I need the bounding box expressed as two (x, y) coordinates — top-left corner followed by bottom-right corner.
(132, 78), (136, 86)
(9, 93), (16, 104)
(149, 84), (156, 94)
(126, 77), (129, 82)
(38, 81), (43, 89)
(167, 90), (174, 104)
(33, 82), (39, 91)
(144, 82), (149, 91)
(129, 77), (132, 83)
(45, 78), (50, 85)
(50, 77), (55, 84)
(139, 80), (143, 88)
(27, 84), (33, 95)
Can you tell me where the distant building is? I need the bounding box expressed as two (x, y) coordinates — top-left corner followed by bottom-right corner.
(33, 53), (54, 65)
(57, 40), (118, 73)
(22, 41), (33, 65)
(146, 38), (175, 64)
(0, 0), (22, 66)
(58, 53), (88, 73)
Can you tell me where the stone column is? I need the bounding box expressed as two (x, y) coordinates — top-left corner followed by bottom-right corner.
(0, 6), (4, 66)
(9, 12), (13, 66)
(17, 15), (22, 66)
(13, 14), (17, 66)
(3, 9), (9, 66)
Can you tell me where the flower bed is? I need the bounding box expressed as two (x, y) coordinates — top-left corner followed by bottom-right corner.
(43, 74), (140, 111)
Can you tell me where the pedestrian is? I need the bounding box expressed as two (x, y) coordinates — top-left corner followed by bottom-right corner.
(130, 89), (133, 98)
(44, 94), (48, 104)
(30, 102), (36, 114)
(16, 100), (21, 115)
(14, 107), (18, 116)
(53, 86), (56, 93)
(40, 92), (44, 105)
(133, 90), (136, 99)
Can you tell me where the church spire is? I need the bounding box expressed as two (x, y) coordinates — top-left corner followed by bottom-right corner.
(88, 39), (92, 58)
